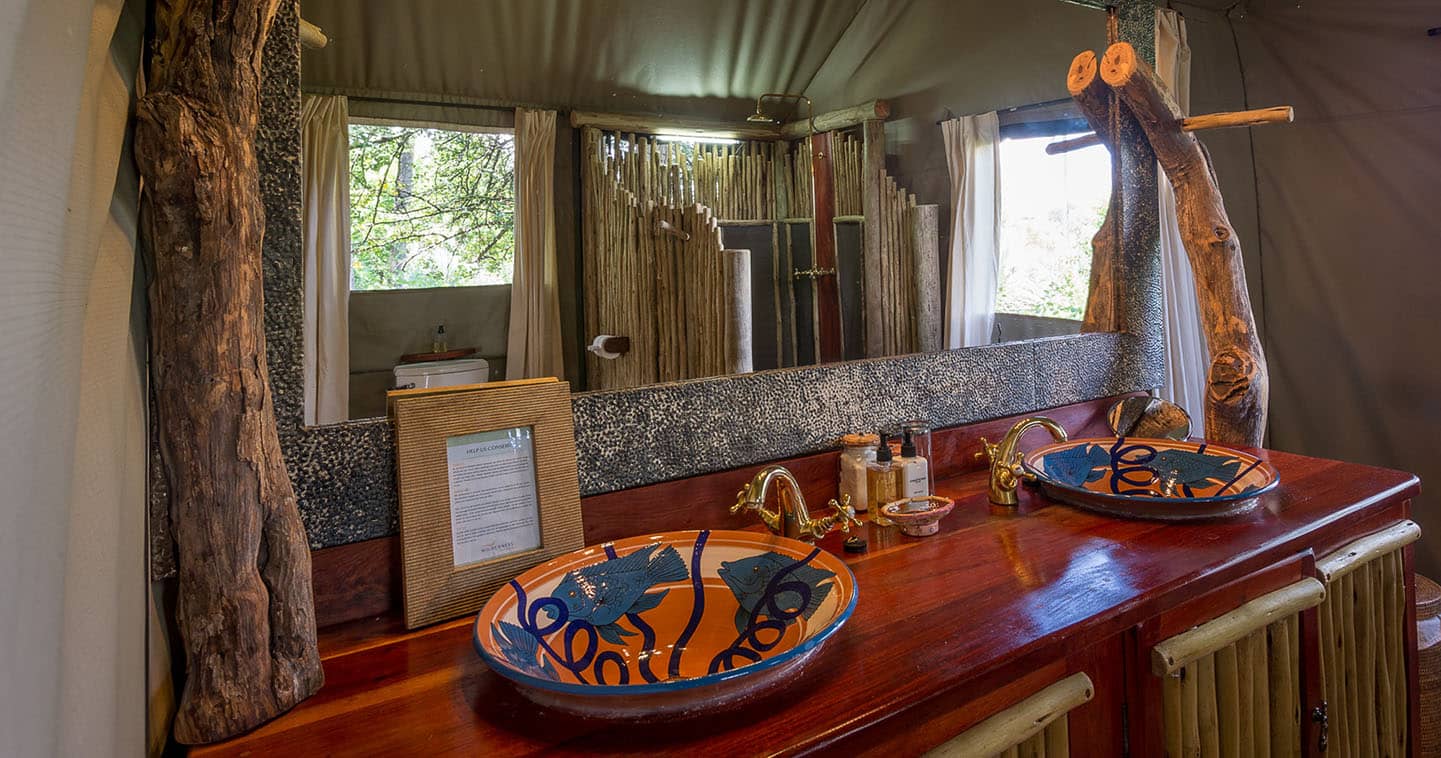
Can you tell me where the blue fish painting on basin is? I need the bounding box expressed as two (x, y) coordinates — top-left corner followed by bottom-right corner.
(718, 551), (836, 634)
(474, 530), (859, 720)
(1021, 437), (1280, 521)
(545, 542), (688, 644)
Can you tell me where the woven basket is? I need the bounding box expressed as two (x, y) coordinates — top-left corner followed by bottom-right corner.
(1416, 574), (1441, 757)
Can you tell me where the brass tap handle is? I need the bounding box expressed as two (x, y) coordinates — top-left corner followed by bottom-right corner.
(828, 495), (862, 532)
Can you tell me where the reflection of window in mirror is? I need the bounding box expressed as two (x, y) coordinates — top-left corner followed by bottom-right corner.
(993, 112), (1111, 342)
(347, 122), (516, 290)
(342, 119), (516, 420)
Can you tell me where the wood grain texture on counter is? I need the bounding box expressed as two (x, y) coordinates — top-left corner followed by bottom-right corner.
(195, 448), (1417, 756)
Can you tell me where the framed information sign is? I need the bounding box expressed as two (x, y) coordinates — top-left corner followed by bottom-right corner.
(391, 378), (585, 628)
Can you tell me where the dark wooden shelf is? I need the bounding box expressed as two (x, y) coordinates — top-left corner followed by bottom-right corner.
(192, 448), (1418, 756)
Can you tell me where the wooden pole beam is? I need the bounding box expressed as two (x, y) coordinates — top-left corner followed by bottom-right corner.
(1045, 106), (1293, 155)
(810, 132), (843, 363)
(299, 17), (327, 49)
(134, 0), (323, 744)
(1100, 41), (1270, 446)
(569, 110), (781, 141)
(779, 100), (891, 140)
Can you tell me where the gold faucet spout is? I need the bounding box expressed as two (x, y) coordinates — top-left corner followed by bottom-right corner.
(732, 465), (859, 541)
(983, 416), (1068, 506)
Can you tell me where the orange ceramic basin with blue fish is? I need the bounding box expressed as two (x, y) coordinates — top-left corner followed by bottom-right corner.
(1022, 437), (1280, 520)
(473, 529), (857, 718)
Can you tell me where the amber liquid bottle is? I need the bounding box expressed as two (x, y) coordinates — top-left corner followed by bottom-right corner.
(866, 432), (900, 520)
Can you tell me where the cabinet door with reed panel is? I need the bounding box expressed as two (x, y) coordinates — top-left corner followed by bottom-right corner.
(1315, 520), (1420, 758)
(1129, 554), (1327, 757)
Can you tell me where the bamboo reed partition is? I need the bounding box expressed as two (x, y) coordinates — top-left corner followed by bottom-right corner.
(581, 123), (938, 388)
(868, 170), (930, 356)
(1151, 577), (1325, 757)
(1315, 521), (1419, 758)
(779, 139), (814, 220)
(582, 128), (754, 390)
(831, 133), (864, 217)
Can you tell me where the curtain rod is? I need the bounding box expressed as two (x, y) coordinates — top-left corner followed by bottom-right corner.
(935, 97), (1077, 126)
(1055, 0), (1113, 10)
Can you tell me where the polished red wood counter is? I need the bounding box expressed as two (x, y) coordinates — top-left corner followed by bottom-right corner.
(194, 449), (1418, 757)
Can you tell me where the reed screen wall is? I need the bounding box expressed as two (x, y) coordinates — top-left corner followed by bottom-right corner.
(580, 126), (938, 389)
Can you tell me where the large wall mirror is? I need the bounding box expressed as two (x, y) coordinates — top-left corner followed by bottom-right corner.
(144, 0), (1162, 571)
(296, 0), (1146, 421)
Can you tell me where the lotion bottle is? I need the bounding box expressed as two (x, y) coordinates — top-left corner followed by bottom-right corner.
(898, 429), (930, 499)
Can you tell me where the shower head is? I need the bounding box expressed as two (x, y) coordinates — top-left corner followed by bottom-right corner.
(746, 93), (814, 133)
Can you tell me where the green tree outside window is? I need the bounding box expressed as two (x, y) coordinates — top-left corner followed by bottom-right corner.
(349, 124), (516, 290)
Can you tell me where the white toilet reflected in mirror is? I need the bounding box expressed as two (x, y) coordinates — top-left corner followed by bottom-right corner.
(392, 358), (490, 391)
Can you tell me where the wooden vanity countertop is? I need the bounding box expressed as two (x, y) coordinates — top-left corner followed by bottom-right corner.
(193, 449), (1418, 757)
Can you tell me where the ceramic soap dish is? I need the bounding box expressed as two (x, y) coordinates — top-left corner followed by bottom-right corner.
(880, 496), (955, 537)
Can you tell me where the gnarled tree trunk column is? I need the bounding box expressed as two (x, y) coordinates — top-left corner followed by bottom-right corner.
(134, 0), (323, 743)
(1068, 50), (1122, 334)
(1099, 41), (1269, 446)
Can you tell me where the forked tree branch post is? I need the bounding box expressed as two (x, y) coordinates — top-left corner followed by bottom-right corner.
(134, 0), (323, 743)
(1099, 41), (1270, 447)
(1068, 50), (1122, 333)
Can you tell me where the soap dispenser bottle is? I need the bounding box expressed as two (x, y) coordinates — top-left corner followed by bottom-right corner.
(432, 323), (448, 353)
(898, 430), (930, 499)
(866, 432), (899, 513)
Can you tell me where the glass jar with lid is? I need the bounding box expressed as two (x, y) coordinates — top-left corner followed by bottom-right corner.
(839, 433), (880, 512)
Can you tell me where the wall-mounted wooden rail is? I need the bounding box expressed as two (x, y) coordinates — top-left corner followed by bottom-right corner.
(569, 111), (781, 141)
(1045, 105), (1293, 155)
(779, 99), (891, 140)
(570, 100), (891, 143)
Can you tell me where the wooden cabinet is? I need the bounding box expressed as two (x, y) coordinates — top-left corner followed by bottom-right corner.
(925, 521), (1421, 758)
(193, 445), (1422, 758)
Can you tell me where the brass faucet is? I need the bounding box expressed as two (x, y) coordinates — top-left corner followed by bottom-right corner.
(981, 416), (1069, 506)
(731, 465), (861, 542)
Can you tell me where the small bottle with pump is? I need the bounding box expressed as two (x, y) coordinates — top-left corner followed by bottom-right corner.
(432, 323), (448, 353)
(898, 429), (930, 499)
(866, 431), (900, 515)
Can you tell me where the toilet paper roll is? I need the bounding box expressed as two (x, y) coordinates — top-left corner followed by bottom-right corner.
(587, 334), (624, 360)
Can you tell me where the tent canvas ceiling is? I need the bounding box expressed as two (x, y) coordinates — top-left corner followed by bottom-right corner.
(299, 0), (868, 120)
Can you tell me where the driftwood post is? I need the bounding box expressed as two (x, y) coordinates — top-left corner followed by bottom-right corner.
(134, 0), (323, 743)
(1068, 51), (1123, 334)
(1099, 41), (1269, 446)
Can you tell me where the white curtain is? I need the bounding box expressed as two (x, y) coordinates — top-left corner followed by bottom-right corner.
(0, 0), (146, 753)
(506, 108), (566, 380)
(941, 113), (1001, 348)
(1156, 9), (1209, 436)
(301, 94), (351, 425)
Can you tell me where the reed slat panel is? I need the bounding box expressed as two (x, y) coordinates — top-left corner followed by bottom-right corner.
(1315, 521), (1419, 758)
(581, 130), (758, 388)
(1153, 578), (1323, 757)
(925, 672), (1091, 758)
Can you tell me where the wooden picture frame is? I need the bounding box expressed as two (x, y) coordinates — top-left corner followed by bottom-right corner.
(391, 378), (585, 629)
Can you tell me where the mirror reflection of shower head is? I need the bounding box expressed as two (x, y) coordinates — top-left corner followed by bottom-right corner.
(747, 93), (815, 133)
